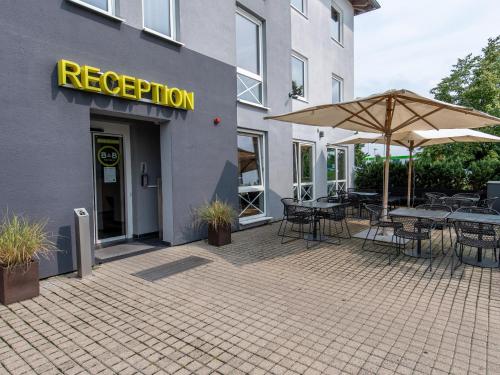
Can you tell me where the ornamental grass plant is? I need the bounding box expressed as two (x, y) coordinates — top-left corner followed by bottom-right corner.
(0, 213), (54, 269)
(197, 199), (236, 230)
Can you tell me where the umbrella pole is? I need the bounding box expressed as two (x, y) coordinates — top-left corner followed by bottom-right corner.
(383, 134), (391, 216)
(407, 143), (414, 207)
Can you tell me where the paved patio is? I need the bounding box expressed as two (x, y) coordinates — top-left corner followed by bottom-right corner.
(1, 220), (499, 374)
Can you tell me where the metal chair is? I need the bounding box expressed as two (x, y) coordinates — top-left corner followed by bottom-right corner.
(479, 196), (498, 209)
(442, 197), (475, 211)
(279, 200), (320, 248)
(316, 196), (340, 204)
(425, 192), (447, 204)
(318, 201), (351, 240)
(362, 204), (400, 262)
(391, 215), (436, 271)
(278, 198), (297, 236)
(416, 204), (452, 254)
(451, 209), (500, 274)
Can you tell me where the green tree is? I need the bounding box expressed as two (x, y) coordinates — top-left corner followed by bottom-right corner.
(354, 144), (367, 166)
(420, 36), (500, 189)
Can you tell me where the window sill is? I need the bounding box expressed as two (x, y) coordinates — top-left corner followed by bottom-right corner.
(66, 0), (125, 22)
(142, 28), (184, 47)
(239, 216), (273, 226)
(237, 99), (270, 111)
(331, 37), (344, 48)
(293, 96), (309, 104)
(291, 6), (308, 19)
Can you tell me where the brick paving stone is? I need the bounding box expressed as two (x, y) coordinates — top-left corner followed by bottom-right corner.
(0, 221), (498, 374)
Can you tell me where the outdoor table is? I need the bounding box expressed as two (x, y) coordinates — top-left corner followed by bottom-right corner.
(438, 196), (480, 203)
(350, 191), (378, 197)
(447, 211), (500, 266)
(389, 207), (451, 257)
(294, 201), (343, 242)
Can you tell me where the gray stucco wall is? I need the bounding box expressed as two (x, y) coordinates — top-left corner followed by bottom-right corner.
(0, 0), (238, 278)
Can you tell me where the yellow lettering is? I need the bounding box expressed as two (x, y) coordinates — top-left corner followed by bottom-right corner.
(159, 85), (169, 105)
(183, 91), (195, 111)
(150, 82), (163, 103)
(168, 87), (184, 108)
(119, 75), (137, 99)
(81, 65), (101, 93)
(57, 59), (83, 89)
(99, 71), (120, 95)
(135, 79), (151, 100)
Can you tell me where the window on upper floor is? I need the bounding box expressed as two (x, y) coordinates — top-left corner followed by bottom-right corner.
(291, 0), (306, 15)
(291, 53), (307, 100)
(236, 9), (265, 107)
(70, 0), (116, 15)
(330, 3), (343, 44)
(143, 0), (177, 40)
(332, 75), (343, 103)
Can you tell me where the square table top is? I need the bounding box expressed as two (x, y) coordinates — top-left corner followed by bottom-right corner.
(296, 201), (343, 210)
(350, 191), (379, 197)
(447, 212), (500, 225)
(389, 207), (451, 220)
(438, 196), (480, 202)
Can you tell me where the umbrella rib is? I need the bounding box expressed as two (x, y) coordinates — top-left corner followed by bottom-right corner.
(394, 140), (410, 148)
(336, 104), (382, 130)
(333, 118), (381, 131)
(334, 98), (386, 130)
(356, 101), (384, 129)
(395, 99), (440, 131)
(393, 105), (442, 132)
(396, 94), (500, 122)
(414, 139), (428, 148)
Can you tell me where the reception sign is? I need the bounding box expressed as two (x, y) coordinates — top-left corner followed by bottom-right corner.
(57, 59), (195, 111)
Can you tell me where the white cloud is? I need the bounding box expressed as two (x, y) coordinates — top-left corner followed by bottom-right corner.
(354, 0), (500, 98)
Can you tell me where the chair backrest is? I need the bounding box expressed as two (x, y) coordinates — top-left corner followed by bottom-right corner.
(364, 204), (383, 225)
(391, 215), (434, 235)
(425, 193), (443, 204)
(454, 220), (499, 247)
(281, 198), (296, 215)
(443, 197), (474, 211)
(455, 207), (499, 215)
(481, 197), (498, 209)
(416, 204), (452, 213)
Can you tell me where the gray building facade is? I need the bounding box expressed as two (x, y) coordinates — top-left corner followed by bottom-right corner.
(0, 0), (378, 278)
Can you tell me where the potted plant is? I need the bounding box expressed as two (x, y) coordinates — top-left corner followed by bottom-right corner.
(0, 213), (54, 305)
(197, 199), (236, 246)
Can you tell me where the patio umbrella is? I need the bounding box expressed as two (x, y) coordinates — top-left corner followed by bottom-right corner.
(334, 129), (500, 206)
(265, 89), (500, 214)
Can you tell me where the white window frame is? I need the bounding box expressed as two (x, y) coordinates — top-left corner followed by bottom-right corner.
(327, 146), (349, 195)
(330, 2), (344, 45)
(236, 9), (265, 107)
(291, 52), (308, 102)
(291, 0), (307, 17)
(293, 141), (315, 202)
(142, 0), (178, 43)
(332, 74), (344, 103)
(238, 130), (267, 223)
(66, 0), (124, 21)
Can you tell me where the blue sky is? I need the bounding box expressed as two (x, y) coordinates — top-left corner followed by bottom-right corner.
(354, 0), (500, 156)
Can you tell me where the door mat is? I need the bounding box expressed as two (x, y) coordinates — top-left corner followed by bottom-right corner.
(132, 256), (212, 282)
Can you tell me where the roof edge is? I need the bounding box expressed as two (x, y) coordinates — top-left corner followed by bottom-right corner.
(349, 0), (381, 16)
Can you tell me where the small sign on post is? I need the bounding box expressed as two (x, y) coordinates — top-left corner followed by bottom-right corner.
(74, 208), (92, 278)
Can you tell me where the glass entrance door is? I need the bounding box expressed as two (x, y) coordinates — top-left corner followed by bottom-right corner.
(92, 134), (126, 242)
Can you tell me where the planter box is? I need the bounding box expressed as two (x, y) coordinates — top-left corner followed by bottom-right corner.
(207, 224), (231, 246)
(0, 260), (39, 305)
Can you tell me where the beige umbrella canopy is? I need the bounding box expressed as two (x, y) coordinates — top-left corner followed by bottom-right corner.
(334, 129), (500, 206)
(265, 89), (500, 214)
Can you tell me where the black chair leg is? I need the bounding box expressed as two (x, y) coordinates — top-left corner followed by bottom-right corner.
(278, 218), (285, 236)
(362, 226), (372, 250)
(344, 219), (351, 239)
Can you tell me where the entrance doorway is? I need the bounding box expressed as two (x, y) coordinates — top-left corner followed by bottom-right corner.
(92, 133), (127, 242)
